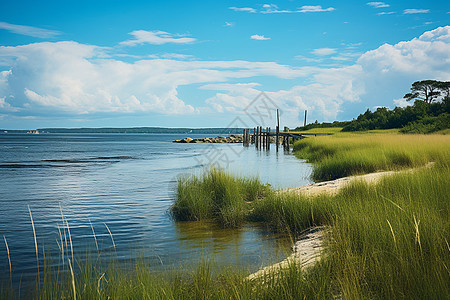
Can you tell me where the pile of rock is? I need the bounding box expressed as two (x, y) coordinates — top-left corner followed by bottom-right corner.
(173, 135), (243, 143)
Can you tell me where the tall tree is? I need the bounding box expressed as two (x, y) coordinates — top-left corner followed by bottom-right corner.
(436, 81), (450, 100)
(404, 80), (441, 103)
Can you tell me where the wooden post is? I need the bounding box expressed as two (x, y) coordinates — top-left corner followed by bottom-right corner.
(268, 127), (271, 150)
(304, 110), (307, 127)
(262, 127), (265, 149)
(276, 109), (280, 151)
(256, 127), (259, 149)
(259, 126), (262, 149)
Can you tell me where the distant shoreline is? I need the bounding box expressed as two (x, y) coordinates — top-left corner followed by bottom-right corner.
(0, 127), (245, 134)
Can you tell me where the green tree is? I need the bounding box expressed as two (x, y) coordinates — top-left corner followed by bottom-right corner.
(404, 80), (441, 103)
(435, 81), (450, 100)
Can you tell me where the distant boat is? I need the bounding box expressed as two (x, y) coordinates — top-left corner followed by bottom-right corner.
(27, 129), (39, 134)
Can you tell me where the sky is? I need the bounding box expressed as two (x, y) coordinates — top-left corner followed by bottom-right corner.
(0, 0), (449, 129)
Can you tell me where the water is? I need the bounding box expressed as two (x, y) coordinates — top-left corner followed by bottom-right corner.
(0, 133), (313, 286)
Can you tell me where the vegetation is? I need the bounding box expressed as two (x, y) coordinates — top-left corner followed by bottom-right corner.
(342, 99), (449, 133)
(293, 133), (450, 181)
(171, 167), (271, 227)
(293, 120), (351, 132)
(403, 80), (449, 103)
(295, 80), (450, 133)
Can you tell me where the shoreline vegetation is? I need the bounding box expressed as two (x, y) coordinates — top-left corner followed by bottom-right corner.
(170, 130), (449, 298)
(2, 130), (449, 299)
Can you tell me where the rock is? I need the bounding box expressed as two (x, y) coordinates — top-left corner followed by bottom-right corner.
(180, 137), (193, 143)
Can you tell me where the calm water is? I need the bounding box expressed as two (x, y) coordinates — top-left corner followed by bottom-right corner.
(0, 133), (312, 286)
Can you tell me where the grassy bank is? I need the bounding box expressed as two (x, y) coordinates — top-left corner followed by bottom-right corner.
(293, 132), (450, 181)
(9, 162), (447, 299)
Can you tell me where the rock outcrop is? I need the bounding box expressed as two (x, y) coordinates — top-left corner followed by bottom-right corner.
(173, 135), (244, 143)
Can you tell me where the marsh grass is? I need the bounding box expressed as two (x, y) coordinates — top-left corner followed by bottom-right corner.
(294, 133), (450, 181)
(171, 167), (271, 227)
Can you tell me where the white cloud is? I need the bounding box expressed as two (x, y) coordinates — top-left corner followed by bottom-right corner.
(147, 53), (194, 60)
(229, 5), (334, 14)
(0, 21), (61, 38)
(393, 98), (413, 108)
(403, 9), (430, 14)
(297, 6), (335, 13)
(0, 41), (309, 117)
(378, 11), (395, 15)
(120, 30), (196, 46)
(251, 34), (271, 40)
(367, 2), (390, 8)
(204, 26), (450, 124)
(0, 27), (449, 126)
(229, 7), (256, 13)
(224, 22), (234, 27)
(312, 48), (337, 56)
(294, 55), (323, 63)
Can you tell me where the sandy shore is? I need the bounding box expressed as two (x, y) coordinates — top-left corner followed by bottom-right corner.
(248, 163), (434, 281)
(283, 162), (433, 197)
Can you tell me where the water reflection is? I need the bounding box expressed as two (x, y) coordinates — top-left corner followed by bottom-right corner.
(174, 220), (292, 271)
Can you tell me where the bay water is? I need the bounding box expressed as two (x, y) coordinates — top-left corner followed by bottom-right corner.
(0, 133), (313, 286)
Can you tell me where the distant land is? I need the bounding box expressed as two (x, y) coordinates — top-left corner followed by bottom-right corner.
(0, 127), (245, 134)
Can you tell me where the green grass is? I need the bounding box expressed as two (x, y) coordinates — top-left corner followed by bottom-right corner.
(293, 133), (450, 181)
(10, 162), (447, 299)
(171, 167), (271, 227)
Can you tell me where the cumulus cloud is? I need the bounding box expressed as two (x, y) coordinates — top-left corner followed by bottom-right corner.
(204, 26), (450, 124)
(367, 2), (390, 8)
(251, 34), (270, 40)
(0, 21), (61, 38)
(0, 27), (449, 126)
(120, 30), (196, 46)
(0, 41), (309, 117)
(403, 9), (430, 14)
(393, 98), (413, 108)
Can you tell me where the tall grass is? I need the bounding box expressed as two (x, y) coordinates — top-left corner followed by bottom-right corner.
(294, 133), (450, 181)
(171, 167), (271, 227)
(9, 163), (446, 299)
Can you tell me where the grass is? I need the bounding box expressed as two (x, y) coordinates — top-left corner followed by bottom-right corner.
(171, 167), (271, 227)
(293, 132), (450, 181)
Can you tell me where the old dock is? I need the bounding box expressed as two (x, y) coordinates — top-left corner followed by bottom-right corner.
(242, 109), (330, 151)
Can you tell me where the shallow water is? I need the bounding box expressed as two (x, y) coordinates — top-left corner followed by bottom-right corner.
(0, 133), (313, 286)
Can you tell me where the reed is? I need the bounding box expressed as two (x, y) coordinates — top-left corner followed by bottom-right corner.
(171, 167), (271, 227)
(104, 222), (116, 250)
(28, 205), (40, 293)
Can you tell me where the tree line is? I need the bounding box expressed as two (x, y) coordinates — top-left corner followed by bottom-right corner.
(295, 80), (449, 134)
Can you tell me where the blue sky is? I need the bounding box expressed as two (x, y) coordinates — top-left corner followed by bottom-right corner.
(0, 0), (449, 129)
